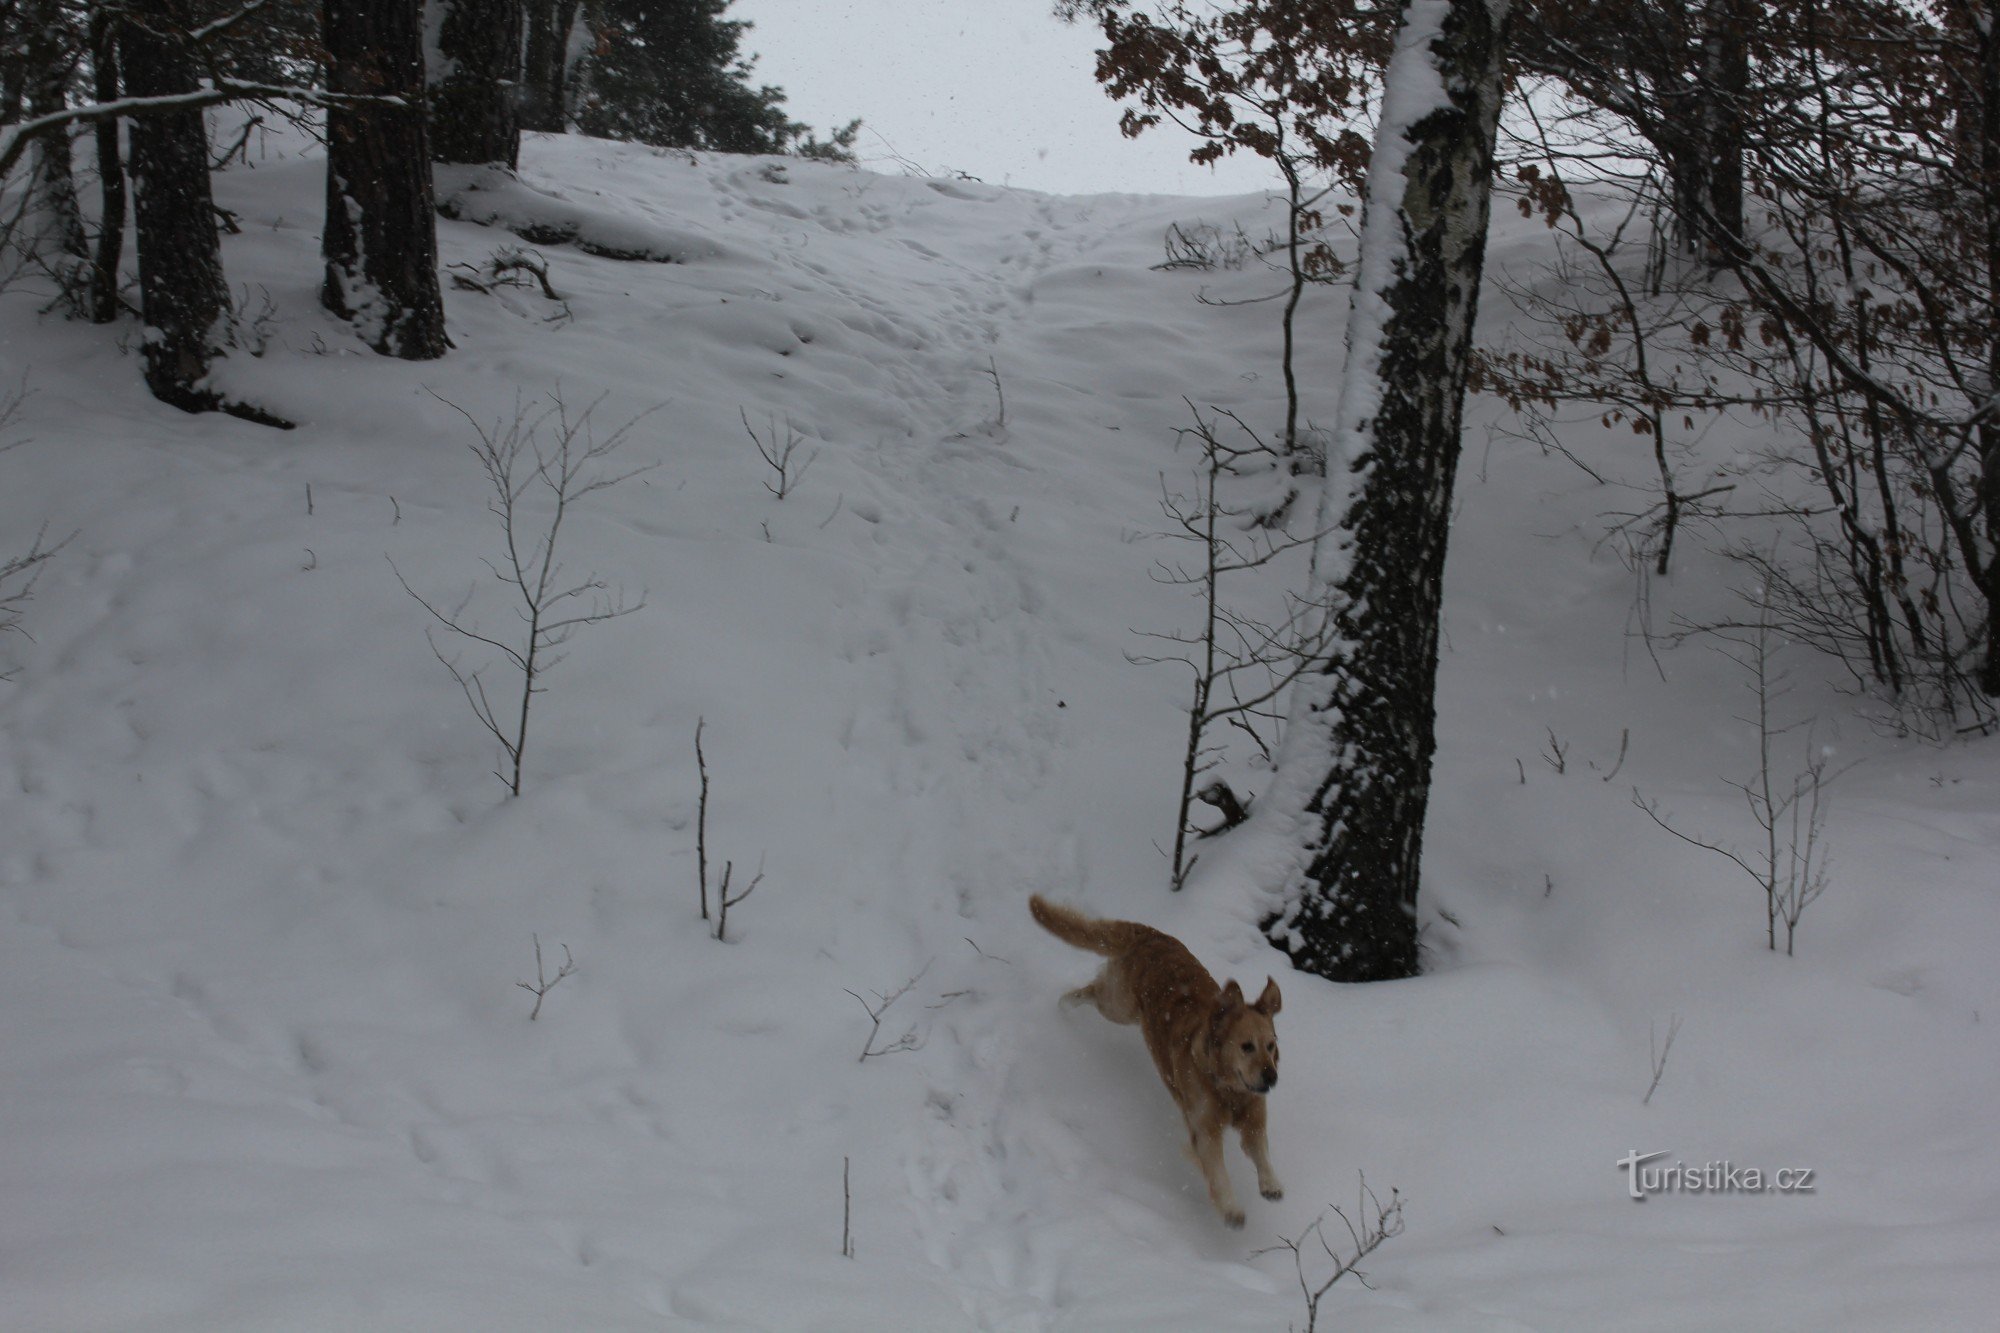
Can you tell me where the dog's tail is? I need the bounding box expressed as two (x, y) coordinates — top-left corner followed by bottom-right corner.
(1029, 894), (1151, 957)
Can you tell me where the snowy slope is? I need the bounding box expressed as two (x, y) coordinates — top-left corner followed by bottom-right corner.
(1, 125), (1997, 1331)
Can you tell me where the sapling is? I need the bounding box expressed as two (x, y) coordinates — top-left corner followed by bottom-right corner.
(844, 963), (931, 1061)
(1634, 592), (1845, 954)
(742, 408), (817, 499)
(517, 934), (577, 1021)
(1255, 1175), (1405, 1332)
(394, 390), (652, 795)
(1130, 404), (1333, 888)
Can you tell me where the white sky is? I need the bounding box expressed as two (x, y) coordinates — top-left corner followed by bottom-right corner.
(731, 0), (1275, 197)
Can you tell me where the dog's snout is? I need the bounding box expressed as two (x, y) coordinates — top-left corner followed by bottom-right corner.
(1261, 1067), (1278, 1091)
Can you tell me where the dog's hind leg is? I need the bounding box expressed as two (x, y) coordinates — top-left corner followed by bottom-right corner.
(1062, 964), (1139, 1025)
(1059, 979), (1101, 1010)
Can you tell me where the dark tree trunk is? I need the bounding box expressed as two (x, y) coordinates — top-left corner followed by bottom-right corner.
(430, 0), (523, 168)
(519, 0), (581, 132)
(1975, 0), (2000, 697)
(120, 2), (233, 411)
(89, 5), (126, 324)
(1698, 0), (1748, 252)
(19, 0), (89, 285)
(322, 0), (448, 358)
(1653, 0), (1748, 260)
(1267, 0), (1511, 983)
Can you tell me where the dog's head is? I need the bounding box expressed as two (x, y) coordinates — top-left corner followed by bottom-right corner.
(1212, 976), (1282, 1095)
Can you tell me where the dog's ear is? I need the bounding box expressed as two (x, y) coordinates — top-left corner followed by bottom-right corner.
(1253, 976), (1282, 1016)
(1219, 978), (1245, 1011)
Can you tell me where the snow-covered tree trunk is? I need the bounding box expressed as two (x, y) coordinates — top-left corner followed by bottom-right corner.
(323, 0), (449, 358)
(1263, 0), (1510, 983)
(428, 0), (523, 168)
(120, 1), (233, 411)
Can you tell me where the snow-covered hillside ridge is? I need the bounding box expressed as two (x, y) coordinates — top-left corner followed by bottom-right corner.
(2, 127), (1998, 1331)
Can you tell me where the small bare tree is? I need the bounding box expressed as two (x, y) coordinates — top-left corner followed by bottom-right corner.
(516, 934), (577, 1021)
(690, 719), (767, 940)
(694, 717), (712, 920)
(845, 963), (931, 1061)
(1131, 405), (1332, 889)
(1256, 1175), (1405, 1333)
(394, 391), (652, 796)
(840, 1155), (854, 1258)
(1635, 589), (1844, 955)
(742, 409), (818, 500)
(1, 382), (67, 678)
(713, 857), (763, 943)
(1643, 1013), (1681, 1106)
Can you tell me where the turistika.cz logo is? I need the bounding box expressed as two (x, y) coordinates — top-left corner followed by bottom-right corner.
(1616, 1150), (1817, 1200)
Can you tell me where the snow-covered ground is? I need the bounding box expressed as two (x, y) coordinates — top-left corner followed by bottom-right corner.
(2, 125), (1997, 1331)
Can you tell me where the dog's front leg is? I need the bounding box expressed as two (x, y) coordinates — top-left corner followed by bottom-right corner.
(1238, 1100), (1283, 1201)
(1188, 1108), (1245, 1228)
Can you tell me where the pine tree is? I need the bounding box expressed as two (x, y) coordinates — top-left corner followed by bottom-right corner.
(430, 0), (522, 167)
(572, 0), (804, 154)
(519, 0), (583, 132)
(120, 0), (235, 412)
(322, 0), (448, 358)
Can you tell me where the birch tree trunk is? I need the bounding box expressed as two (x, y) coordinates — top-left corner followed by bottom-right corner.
(1264, 0), (1510, 983)
(323, 0), (449, 359)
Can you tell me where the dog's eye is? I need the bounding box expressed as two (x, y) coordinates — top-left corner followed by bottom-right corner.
(1240, 1042), (1255, 1053)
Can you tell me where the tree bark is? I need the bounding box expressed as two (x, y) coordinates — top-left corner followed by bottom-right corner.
(1266, 0), (1510, 983)
(1697, 0), (1748, 253)
(89, 6), (126, 324)
(17, 0), (90, 289)
(430, 0), (523, 168)
(1974, 0), (2000, 696)
(322, 0), (448, 358)
(120, 1), (233, 411)
(519, 0), (581, 132)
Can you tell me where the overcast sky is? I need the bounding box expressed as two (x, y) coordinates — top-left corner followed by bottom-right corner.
(731, 0), (1275, 198)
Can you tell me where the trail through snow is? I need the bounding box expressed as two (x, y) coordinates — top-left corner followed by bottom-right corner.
(3, 126), (1998, 1331)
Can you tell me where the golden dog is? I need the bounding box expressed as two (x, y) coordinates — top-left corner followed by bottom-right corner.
(1029, 894), (1282, 1228)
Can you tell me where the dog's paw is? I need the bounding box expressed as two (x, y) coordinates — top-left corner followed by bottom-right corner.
(1223, 1208), (1246, 1230)
(1261, 1184), (1285, 1201)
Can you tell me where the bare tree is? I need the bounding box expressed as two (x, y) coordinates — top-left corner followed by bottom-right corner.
(741, 408), (817, 500)
(516, 933), (576, 1020)
(1061, 0), (1384, 458)
(1131, 404), (1331, 889)
(712, 857), (762, 943)
(0, 380), (66, 677)
(394, 391), (652, 795)
(1634, 590), (1843, 955)
(844, 964), (931, 1062)
(1255, 1175), (1405, 1333)
(1643, 1013), (1681, 1105)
